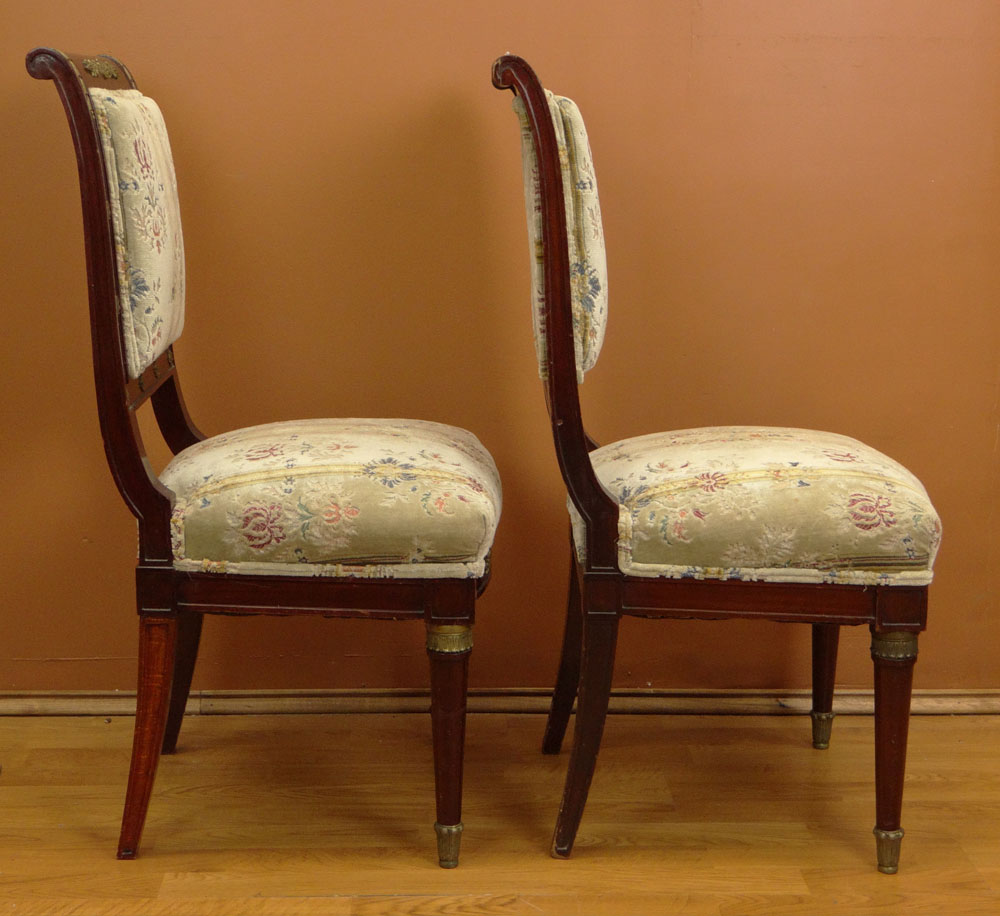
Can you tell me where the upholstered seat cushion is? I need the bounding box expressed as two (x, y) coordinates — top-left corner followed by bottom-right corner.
(570, 426), (940, 586)
(160, 418), (501, 578)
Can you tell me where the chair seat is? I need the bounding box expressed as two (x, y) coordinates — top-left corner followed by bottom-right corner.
(570, 426), (940, 585)
(161, 418), (501, 578)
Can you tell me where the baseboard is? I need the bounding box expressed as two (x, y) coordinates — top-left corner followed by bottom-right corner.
(1, 687), (998, 717)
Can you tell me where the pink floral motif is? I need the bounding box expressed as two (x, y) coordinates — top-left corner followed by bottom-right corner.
(847, 493), (896, 531)
(322, 503), (360, 525)
(240, 504), (285, 549)
(696, 471), (729, 492)
(132, 135), (155, 178)
(824, 449), (859, 463)
(421, 491), (456, 515)
(318, 442), (358, 456)
(245, 444), (284, 462)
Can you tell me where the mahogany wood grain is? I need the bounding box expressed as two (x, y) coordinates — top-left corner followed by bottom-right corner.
(812, 626), (840, 711)
(550, 607), (618, 857)
(117, 614), (176, 858)
(541, 544), (583, 755)
(428, 647), (471, 827)
(161, 612), (203, 755)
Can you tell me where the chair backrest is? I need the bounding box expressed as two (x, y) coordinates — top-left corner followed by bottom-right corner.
(514, 91), (608, 383)
(27, 48), (200, 562)
(493, 54), (619, 568)
(90, 85), (185, 379)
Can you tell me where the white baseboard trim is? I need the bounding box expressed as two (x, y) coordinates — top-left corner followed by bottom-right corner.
(1, 687), (998, 717)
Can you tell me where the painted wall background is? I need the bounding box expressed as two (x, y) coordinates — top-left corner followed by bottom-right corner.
(2, 1), (997, 692)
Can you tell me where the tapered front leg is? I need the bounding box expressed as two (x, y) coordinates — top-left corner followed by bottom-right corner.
(551, 607), (618, 858)
(162, 611), (203, 754)
(870, 627), (919, 874)
(543, 546), (583, 755)
(118, 614), (178, 859)
(810, 623), (840, 749)
(427, 623), (472, 868)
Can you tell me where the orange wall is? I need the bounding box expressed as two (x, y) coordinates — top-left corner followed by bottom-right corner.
(2, 1), (997, 692)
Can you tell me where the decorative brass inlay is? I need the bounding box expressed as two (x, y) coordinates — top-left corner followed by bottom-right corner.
(426, 624), (473, 654)
(434, 821), (463, 868)
(873, 826), (904, 874)
(83, 57), (120, 80)
(870, 631), (919, 662)
(810, 711), (835, 750)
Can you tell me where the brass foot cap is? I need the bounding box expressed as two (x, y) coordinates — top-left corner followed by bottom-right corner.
(434, 821), (463, 868)
(810, 711), (835, 749)
(873, 827), (904, 874)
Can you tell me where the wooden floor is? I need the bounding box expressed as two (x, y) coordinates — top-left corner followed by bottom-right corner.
(0, 712), (997, 915)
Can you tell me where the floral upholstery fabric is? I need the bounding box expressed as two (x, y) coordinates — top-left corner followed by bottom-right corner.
(569, 426), (940, 586)
(90, 88), (184, 379)
(514, 92), (608, 382)
(160, 418), (501, 579)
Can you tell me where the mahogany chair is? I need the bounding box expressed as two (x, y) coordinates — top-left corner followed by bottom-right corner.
(27, 47), (502, 868)
(492, 54), (940, 873)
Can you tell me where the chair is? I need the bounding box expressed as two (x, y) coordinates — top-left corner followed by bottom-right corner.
(492, 54), (940, 873)
(27, 47), (501, 868)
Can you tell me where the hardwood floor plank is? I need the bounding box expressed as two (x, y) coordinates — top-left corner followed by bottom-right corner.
(0, 714), (997, 914)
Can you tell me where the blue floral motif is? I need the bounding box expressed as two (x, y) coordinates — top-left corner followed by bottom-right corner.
(570, 261), (602, 314)
(363, 456), (418, 488)
(128, 267), (156, 315)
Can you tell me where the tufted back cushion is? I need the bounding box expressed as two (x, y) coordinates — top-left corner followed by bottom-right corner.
(514, 92), (608, 382)
(89, 89), (184, 379)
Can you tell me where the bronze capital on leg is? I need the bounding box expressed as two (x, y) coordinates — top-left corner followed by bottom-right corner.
(870, 630), (919, 662)
(426, 623), (474, 654)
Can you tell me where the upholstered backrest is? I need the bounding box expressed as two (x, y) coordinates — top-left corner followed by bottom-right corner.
(89, 88), (184, 379)
(514, 92), (608, 382)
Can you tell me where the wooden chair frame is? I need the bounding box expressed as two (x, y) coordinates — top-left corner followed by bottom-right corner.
(28, 47), (486, 868)
(492, 53), (926, 874)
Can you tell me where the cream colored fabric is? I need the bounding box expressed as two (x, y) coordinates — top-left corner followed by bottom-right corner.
(570, 426), (940, 586)
(160, 418), (501, 578)
(514, 92), (607, 382)
(90, 88), (184, 379)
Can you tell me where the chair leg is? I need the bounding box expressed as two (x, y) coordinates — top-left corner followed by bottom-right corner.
(162, 612), (203, 754)
(810, 623), (840, 749)
(426, 623), (472, 868)
(870, 627), (919, 874)
(542, 547), (583, 755)
(551, 609), (619, 858)
(118, 614), (178, 859)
